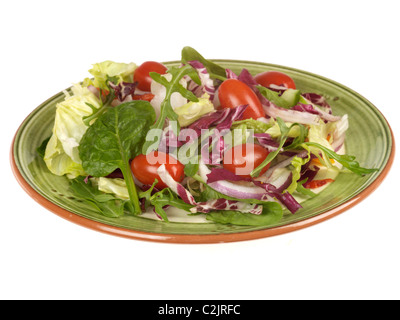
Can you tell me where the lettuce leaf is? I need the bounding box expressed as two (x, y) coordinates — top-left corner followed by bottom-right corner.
(44, 84), (101, 178)
(83, 60), (137, 90)
(173, 93), (215, 127)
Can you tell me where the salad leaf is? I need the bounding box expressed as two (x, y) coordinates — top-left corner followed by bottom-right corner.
(142, 65), (199, 154)
(250, 118), (302, 178)
(257, 85), (300, 109)
(79, 100), (156, 214)
(296, 179), (317, 198)
(83, 60), (137, 90)
(231, 118), (271, 133)
(69, 177), (126, 218)
(181, 46), (226, 81)
(173, 93), (215, 127)
(36, 136), (50, 158)
(139, 183), (194, 222)
(44, 84), (102, 178)
(205, 201), (283, 226)
(285, 151), (311, 194)
(303, 142), (379, 176)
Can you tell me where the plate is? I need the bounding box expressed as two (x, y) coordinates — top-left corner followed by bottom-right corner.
(10, 60), (395, 243)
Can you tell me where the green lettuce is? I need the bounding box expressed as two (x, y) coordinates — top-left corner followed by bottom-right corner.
(44, 84), (102, 178)
(83, 60), (137, 90)
(173, 93), (215, 127)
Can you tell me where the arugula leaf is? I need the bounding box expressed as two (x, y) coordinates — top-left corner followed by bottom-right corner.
(82, 89), (115, 126)
(181, 46), (226, 81)
(257, 85), (300, 109)
(79, 100), (156, 214)
(139, 184), (194, 222)
(251, 118), (292, 177)
(303, 142), (379, 176)
(296, 179), (317, 198)
(205, 201), (283, 226)
(142, 65), (199, 154)
(69, 177), (126, 217)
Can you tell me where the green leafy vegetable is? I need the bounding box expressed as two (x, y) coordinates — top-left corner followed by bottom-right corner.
(82, 90), (115, 127)
(206, 202), (283, 226)
(184, 161), (200, 178)
(251, 118), (305, 177)
(257, 86), (300, 109)
(69, 177), (126, 217)
(79, 100), (156, 214)
(36, 137), (50, 158)
(82, 60), (137, 91)
(296, 179), (317, 198)
(181, 46), (226, 81)
(44, 84), (101, 179)
(139, 182), (194, 222)
(285, 151), (311, 194)
(142, 65), (199, 154)
(173, 93), (215, 127)
(231, 118), (271, 133)
(303, 142), (379, 176)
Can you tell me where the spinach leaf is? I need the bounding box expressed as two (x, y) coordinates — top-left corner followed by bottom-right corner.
(69, 177), (126, 218)
(142, 65), (199, 154)
(206, 201), (283, 226)
(79, 100), (156, 214)
(181, 46), (226, 81)
(183, 159), (200, 178)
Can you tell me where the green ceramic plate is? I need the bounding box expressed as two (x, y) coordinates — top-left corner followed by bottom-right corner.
(11, 60), (395, 243)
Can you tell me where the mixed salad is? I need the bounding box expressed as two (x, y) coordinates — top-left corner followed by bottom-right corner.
(39, 47), (377, 226)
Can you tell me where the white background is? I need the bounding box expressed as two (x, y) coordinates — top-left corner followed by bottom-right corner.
(2, 0), (399, 300)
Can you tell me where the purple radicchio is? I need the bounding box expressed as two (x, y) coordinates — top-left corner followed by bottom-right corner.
(187, 60), (216, 101)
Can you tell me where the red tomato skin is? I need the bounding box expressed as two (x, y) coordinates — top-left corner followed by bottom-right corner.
(254, 71), (296, 89)
(218, 79), (265, 120)
(222, 143), (270, 178)
(134, 61), (167, 92)
(131, 151), (184, 189)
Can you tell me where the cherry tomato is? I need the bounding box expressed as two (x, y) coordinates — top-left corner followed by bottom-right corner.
(131, 151), (184, 189)
(134, 61), (167, 92)
(222, 143), (270, 178)
(218, 79), (265, 120)
(254, 71), (296, 89)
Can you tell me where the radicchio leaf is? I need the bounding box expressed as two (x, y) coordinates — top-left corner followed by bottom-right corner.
(187, 60), (216, 101)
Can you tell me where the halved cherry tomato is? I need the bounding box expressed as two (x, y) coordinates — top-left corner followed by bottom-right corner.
(254, 71), (296, 89)
(218, 79), (265, 120)
(134, 61), (167, 92)
(222, 143), (270, 178)
(131, 151), (184, 189)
